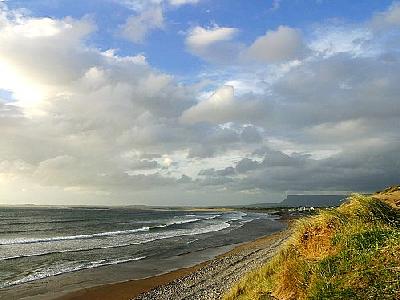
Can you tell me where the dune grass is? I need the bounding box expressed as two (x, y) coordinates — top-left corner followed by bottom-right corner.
(223, 192), (400, 300)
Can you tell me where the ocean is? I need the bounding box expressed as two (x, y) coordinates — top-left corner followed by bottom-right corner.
(0, 207), (284, 297)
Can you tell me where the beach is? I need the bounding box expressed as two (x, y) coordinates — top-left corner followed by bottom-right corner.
(59, 229), (290, 300)
(0, 208), (287, 300)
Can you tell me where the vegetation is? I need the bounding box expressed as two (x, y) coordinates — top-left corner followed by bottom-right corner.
(224, 188), (400, 300)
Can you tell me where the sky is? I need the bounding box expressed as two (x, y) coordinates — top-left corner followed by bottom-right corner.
(0, 0), (399, 206)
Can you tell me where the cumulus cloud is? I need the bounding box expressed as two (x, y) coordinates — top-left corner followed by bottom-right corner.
(117, 0), (202, 43)
(1, 3), (400, 206)
(190, 6), (400, 199)
(372, 2), (400, 29)
(186, 25), (308, 64)
(186, 26), (238, 48)
(246, 26), (308, 63)
(180, 85), (267, 124)
(120, 6), (164, 43)
(0, 7), (197, 202)
(240, 126), (262, 143)
(185, 25), (242, 63)
(0, 14), (97, 110)
(235, 158), (260, 173)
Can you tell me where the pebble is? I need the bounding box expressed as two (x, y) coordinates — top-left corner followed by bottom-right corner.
(133, 234), (289, 300)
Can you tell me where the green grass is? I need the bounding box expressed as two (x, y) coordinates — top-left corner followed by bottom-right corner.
(223, 193), (400, 300)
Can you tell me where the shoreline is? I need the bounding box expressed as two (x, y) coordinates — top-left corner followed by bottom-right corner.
(56, 260), (207, 300)
(58, 227), (291, 300)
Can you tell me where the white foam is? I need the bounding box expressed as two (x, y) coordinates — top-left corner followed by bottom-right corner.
(205, 214), (222, 220)
(227, 211), (247, 221)
(0, 256), (146, 289)
(168, 218), (201, 225)
(0, 217), (207, 246)
(0, 221), (233, 287)
(0, 218), (232, 260)
(0, 226), (150, 245)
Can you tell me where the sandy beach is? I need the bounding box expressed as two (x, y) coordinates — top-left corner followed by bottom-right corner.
(59, 229), (290, 300)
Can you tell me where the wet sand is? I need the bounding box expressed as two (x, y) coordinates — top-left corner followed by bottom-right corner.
(57, 262), (205, 300)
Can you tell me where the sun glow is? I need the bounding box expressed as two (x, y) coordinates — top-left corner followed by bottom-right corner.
(0, 60), (49, 115)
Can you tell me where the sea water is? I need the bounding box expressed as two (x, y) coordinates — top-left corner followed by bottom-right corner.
(0, 207), (283, 290)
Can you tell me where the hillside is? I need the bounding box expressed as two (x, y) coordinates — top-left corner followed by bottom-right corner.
(246, 194), (347, 209)
(224, 187), (400, 300)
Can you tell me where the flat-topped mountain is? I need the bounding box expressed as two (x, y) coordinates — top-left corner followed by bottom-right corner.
(280, 194), (347, 207)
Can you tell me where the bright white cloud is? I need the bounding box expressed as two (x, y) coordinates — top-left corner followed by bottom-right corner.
(0, 11), (97, 113)
(0, 7), (200, 204)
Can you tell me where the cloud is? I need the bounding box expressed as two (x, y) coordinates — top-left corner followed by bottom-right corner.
(116, 0), (200, 10)
(196, 141), (400, 195)
(185, 25), (242, 63)
(188, 4), (400, 198)
(198, 166), (235, 177)
(169, 0), (199, 6)
(187, 25), (308, 65)
(130, 160), (161, 170)
(246, 26), (308, 63)
(372, 2), (400, 29)
(180, 85), (267, 124)
(116, 0), (202, 43)
(235, 158), (260, 173)
(1, 3), (400, 205)
(120, 6), (164, 43)
(270, 0), (282, 11)
(0, 16), (100, 114)
(309, 27), (373, 59)
(186, 25), (238, 48)
(0, 7), (198, 200)
(116, 0), (163, 11)
(240, 125), (262, 143)
(237, 142), (400, 193)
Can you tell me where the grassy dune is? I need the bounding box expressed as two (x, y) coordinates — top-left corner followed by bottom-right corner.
(224, 187), (400, 300)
